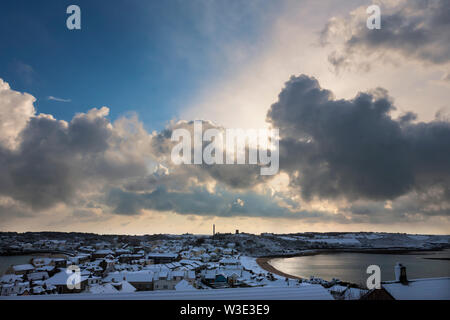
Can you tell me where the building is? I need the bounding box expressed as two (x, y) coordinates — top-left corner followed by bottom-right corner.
(0, 274), (29, 296)
(92, 249), (114, 259)
(363, 277), (450, 300)
(53, 258), (67, 268)
(153, 270), (195, 290)
(70, 254), (91, 265)
(9, 264), (35, 275)
(89, 281), (136, 294)
(31, 257), (53, 268)
(27, 271), (49, 282)
(45, 270), (88, 294)
(104, 269), (195, 291)
(147, 253), (178, 264)
(106, 271), (154, 291)
(0, 281), (29, 296)
(362, 264), (450, 300)
(219, 257), (240, 266)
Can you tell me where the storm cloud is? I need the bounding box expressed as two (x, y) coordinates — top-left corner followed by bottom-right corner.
(0, 79), (279, 222)
(267, 74), (450, 210)
(0, 94), (149, 211)
(105, 185), (349, 223)
(320, 0), (450, 73)
(0, 74), (448, 227)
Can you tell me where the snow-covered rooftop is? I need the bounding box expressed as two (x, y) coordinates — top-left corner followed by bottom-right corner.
(147, 253), (178, 258)
(45, 270), (88, 286)
(174, 280), (195, 291)
(105, 271), (154, 283)
(0, 274), (23, 283)
(2, 285), (333, 300)
(382, 277), (450, 300)
(12, 264), (34, 272)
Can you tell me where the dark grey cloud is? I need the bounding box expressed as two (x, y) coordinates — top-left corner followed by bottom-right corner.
(106, 185), (349, 223)
(0, 86), (274, 220)
(321, 0), (450, 71)
(267, 74), (450, 210)
(0, 108), (147, 211)
(0, 201), (33, 224)
(1, 76), (448, 226)
(346, 189), (450, 224)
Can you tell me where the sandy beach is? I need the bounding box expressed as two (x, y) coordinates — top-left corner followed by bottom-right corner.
(256, 257), (302, 280)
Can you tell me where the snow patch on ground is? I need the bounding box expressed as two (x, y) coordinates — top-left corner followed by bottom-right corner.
(278, 236), (298, 241)
(407, 235), (429, 241)
(239, 256), (284, 280)
(239, 256), (266, 275)
(365, 234), (384, 240)
(306, 238), (361, 245)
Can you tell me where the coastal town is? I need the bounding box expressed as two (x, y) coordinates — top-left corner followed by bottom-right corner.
(0, 230), (449, 300)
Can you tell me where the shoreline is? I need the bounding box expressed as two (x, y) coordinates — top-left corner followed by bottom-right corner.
(0, 253), (68, 275)
(256, 257), (302, 280)
(255, 247), (449, 281)
(257, 247), (446, 260)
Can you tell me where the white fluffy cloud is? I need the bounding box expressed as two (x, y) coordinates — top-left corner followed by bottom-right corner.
(0, 78), (36, 149)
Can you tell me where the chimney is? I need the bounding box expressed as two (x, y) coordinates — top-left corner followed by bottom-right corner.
(213, 224), (215, 236)
(400, 265), (408, 284)
(395, 263), (408, 285)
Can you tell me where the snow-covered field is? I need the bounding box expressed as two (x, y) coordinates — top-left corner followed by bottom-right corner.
(260, 232), (450, 253)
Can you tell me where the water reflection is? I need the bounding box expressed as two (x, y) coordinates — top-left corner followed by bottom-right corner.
(269, 249), (450, 286)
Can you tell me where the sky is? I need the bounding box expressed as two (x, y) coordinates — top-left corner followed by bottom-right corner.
(0, 0), (449, 235)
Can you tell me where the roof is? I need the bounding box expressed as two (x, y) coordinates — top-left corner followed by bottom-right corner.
(343, 287), (368, 300)
(32, 257), (53, 266)
(219, 269), (242, 277)
(32, 286), (45, 294)
(114, 281), (137, 293)
(35, 266), (55, 272)
(94, 249), (114, 255)
(12, 264), (34, 272)
(204, 270), (216, 279)
(172, 270), (185, 277)
(219, 258), (240, 264)
(155, 271), (168, 279)
(27, 272), (49, 281)
(382, 277), (450, 300)
(147, 253), (178, 259)
(105, 271), (154, 283)
(45, 269), (88, 286)
(175, 280), (195, 291)
(2, 285), (334, 300)
(0, 274), (23, 283)
(328, 284), (347, 293)
(89, 283), (118, 294)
